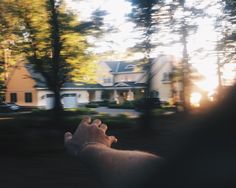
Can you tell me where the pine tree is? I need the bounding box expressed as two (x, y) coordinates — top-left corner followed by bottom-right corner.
(126, 0), (164, 130)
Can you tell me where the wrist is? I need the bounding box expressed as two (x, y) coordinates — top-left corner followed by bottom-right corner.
(77, 142), (107, 156)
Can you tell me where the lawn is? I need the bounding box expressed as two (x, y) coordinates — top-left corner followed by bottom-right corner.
(0, 111), (185, 188)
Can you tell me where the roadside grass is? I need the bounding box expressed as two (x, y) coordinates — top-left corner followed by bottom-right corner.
(0, 111), (173, 188)
(0, 106), (192, 188)
(30, 107), (98, 117)
(0, 107), (182, 159)
(0, 110), (139, 156)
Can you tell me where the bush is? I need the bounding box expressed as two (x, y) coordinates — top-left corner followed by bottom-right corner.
(121, 101), (135, 109)
(134, 98), (161, 111)
(108, 101), (135, 109)
(86, 100), (114, 107)
(85, 102), (99, 108)
(98, 100), (110, 106)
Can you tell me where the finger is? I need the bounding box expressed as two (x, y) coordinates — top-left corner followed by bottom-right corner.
(100, 123), (108, 132)
(64, 132), (73, 143)
(81, 116), (91, 124)
(91, 119), (102, 127)
(75, 116), (90, 133)
(108, 136), (118, 144)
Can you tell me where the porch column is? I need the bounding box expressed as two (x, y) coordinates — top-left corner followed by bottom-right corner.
(127, 89), (134, 101)
(95, 90), (102, 101)
(113, 90), (119, 104)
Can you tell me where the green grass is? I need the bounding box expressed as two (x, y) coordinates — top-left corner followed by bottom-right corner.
(0, 111), (138, 157)
(30, 107), (98, 117)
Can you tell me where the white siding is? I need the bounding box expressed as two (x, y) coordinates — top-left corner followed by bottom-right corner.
(151, 56), (173, 102)
(95, 90), (102, 101)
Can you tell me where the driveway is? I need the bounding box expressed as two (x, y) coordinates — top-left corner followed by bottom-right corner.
(93, 107), (141, 118)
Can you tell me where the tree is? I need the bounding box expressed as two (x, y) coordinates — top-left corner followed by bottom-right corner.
(128, 0), (158, 95)
(0, 0), (22, 100)
(126, 0), (164, 130)
(215, 0), (236, 98)
(8, 0), (96, 112)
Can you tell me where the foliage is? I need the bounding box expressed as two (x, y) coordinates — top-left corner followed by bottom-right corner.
(133, 97), (161, 111)
(0, 0), (96, 111)
(14, 0), (96, 83)
(86, 100), (111, 107)
(0, 0), (22, 93)
(85, 102), (100, 108)
(214, 0), (236, 93)
(108, 100), (135, 109)
(127, 0), (161, 96)
(101, 90), (111, 100)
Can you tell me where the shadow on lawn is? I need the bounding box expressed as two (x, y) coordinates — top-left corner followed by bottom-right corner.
(0, 110), (177, 188)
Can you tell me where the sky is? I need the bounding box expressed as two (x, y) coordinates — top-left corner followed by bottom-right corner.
(65, 0), (236, 94)
(65, 0), (139, 58)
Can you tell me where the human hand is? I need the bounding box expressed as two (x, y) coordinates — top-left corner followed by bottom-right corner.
(64, 116), (118, 156)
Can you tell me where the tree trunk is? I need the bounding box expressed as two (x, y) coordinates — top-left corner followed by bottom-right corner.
(139, 59), (153, 132)
(54, 88), (62, 110)
(49, 0), (63, 114)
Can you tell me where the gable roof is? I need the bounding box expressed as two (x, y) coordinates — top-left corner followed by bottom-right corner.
(114, 81), (146, 87)
(104, 61), (140, 73)
(62, 82), (104, 89)
(24, 63), (48, 88)
(8, 61), (103, 89)
(6, 60), (48, 88)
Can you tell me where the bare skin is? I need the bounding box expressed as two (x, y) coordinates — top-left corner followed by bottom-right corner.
(64, 116), (163, 188)
(64, 116), (117, 155)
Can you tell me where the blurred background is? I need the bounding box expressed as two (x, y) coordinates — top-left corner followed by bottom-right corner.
(0, 0), (235, 187)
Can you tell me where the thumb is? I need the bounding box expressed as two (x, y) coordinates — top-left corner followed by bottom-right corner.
(64, 132), (73, 144)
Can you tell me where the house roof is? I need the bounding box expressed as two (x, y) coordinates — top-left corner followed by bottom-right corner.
(61, 82), (146, 89)
(110, 82), (146, 88)
(104, 61), (120, 72)
(104, 61), (140, 73)
(6, 60), (48, 88)
(62, 82), (104, 89)
(12, 60), (145, 91)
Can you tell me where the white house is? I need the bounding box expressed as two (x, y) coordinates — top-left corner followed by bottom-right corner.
(151, 55), (183, 103)
(4, 56), (182, 109)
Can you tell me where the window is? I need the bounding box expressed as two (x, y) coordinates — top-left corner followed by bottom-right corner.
(25, 92), (32, 103)
(124, 64), (135, 70)
(162, 72), (171, 82)
(61, 93), (76, 98)
(46, 94), (54, 98)
(10, 93), (17, 103)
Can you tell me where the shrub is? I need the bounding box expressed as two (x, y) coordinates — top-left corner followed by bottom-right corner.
(134, 98), (161, 111)
(94, 100), (111, 107)
(85, 102), (99, 108)
(108, 101), (135, 109)
(121, 101), (135, 109)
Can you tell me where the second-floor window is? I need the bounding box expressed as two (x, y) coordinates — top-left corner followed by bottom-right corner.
(25, 92), (32, 103)
(10, 93), (17, 103)
(162, 72), (171, 82)
(124, 64), (135, 70)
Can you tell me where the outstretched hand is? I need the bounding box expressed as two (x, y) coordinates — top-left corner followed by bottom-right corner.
(64, 116), (118, 156)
